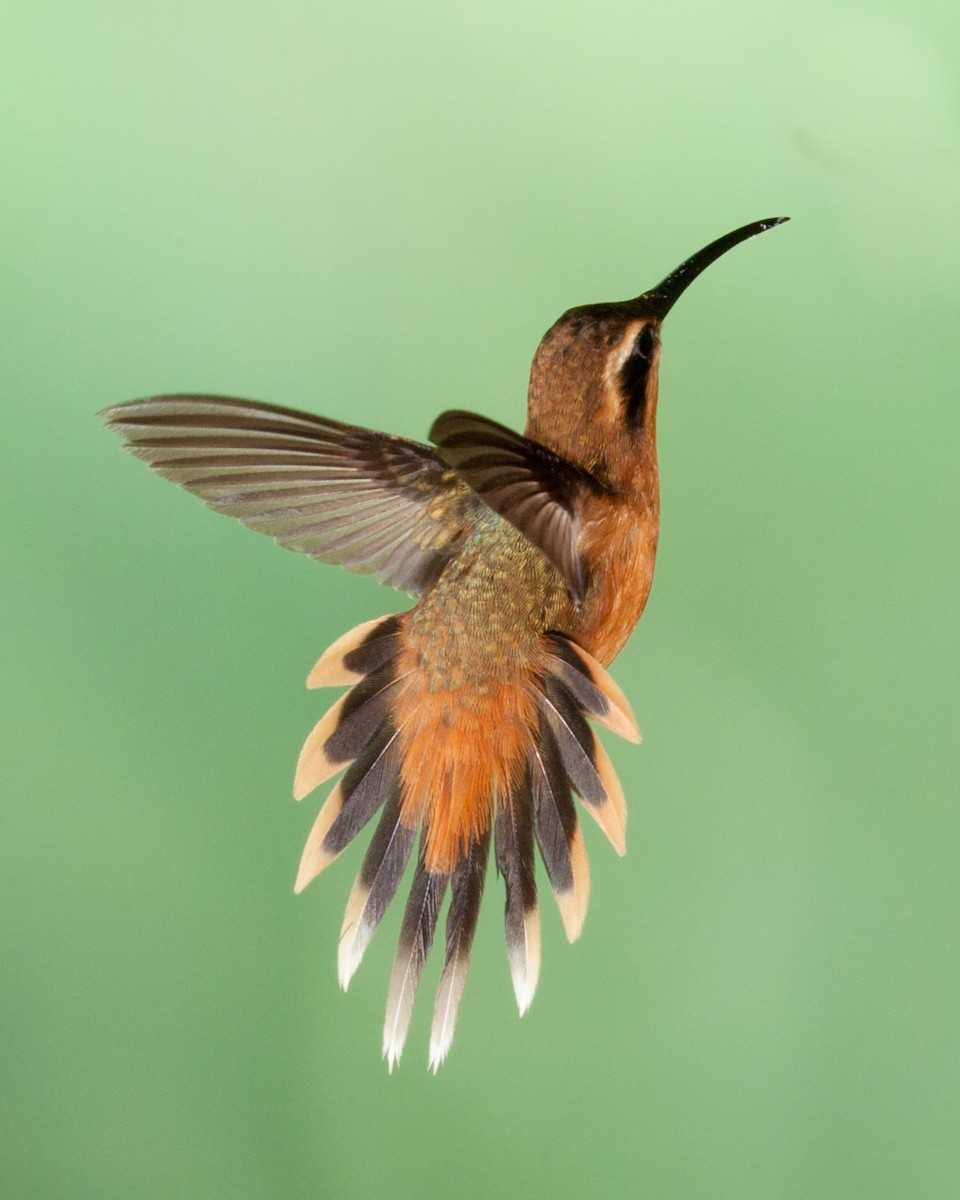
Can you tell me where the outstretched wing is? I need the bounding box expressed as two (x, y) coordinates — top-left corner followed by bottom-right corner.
(102, 395), (480, 595)
(430, 410), (605, 608)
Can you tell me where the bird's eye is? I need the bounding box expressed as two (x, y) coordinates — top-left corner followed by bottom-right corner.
(620, 324), (660, 427)
(634, 324), (658, 359)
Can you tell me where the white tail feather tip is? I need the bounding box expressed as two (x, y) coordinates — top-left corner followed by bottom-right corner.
(508, 908), (542, 1015)
(428, 1029), (454, 1073)
(382, 1029), (406, 1074)
(428, 958), (469, 1072)
(337, 916), (375, 991)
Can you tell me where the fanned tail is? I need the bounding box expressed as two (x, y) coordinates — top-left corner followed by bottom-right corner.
(295, 616), (639, 1069)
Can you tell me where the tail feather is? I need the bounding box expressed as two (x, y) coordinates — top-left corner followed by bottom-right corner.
(295, 719), (402, 891)
(382, 838), (449, 1072)
(338, 791), (417, 989)
(295, 781), (348, 893)
(322, 721), (403, 857)
(294, 692), (352, 799)
(428, 827), (491, 1071)
(495, 778), (541, 1015)
(307, 614), (403, 688)
(321, 666), (405, 766)
(295, 614), (639, 1068)
(580, 735), (628, 854)
(294, 665), (406, 801)
(543, 633), (641, 743)
(535, 675), (627, 855)
(529, 725), (590, 942)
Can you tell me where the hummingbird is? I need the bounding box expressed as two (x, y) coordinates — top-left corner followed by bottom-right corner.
(102, 216), (787, 1071)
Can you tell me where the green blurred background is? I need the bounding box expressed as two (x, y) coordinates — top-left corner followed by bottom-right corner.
(3, 1), (959, 1197)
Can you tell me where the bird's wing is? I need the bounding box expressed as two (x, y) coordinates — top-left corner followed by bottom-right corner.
(102, 395), (479, 595)
(430, 410), (604, 608)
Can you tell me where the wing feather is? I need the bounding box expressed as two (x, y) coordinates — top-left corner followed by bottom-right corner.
(430, 410), (606, 607)
(102, 394), (481, 594)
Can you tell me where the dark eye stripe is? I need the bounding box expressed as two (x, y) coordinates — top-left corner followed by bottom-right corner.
(620, 325), (659, 427)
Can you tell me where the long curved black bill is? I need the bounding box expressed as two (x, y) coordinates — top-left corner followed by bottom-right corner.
(639, 217), (788, 320)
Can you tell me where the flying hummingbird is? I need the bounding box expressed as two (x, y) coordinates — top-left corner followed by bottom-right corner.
(102, 216), (787, 1070)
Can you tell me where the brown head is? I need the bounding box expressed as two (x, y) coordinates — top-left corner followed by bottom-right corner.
(525, 218), (788, 495)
